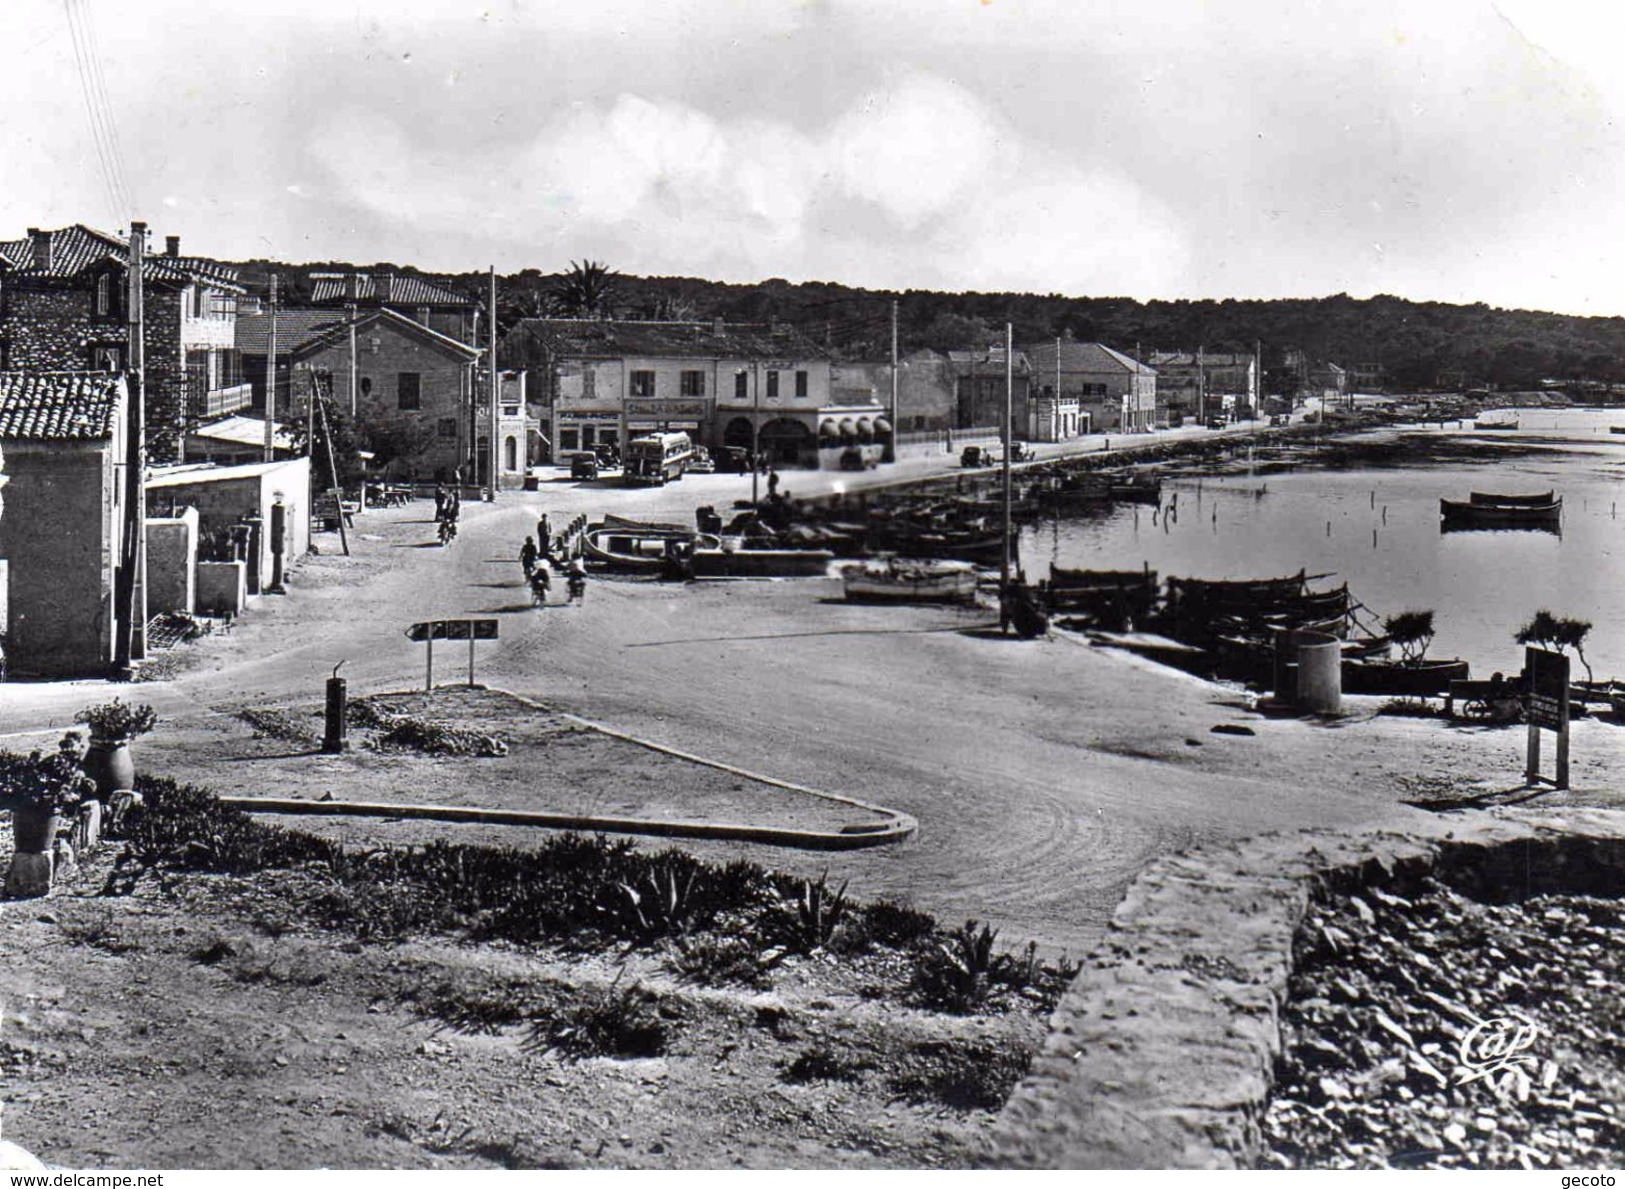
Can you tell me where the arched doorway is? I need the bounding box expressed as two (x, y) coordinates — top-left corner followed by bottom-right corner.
(722, 417), (754, 450)
(504, 435), (518, 472)
(758, 418), (815, 468)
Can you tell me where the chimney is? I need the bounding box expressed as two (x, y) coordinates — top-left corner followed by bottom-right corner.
(26, 228), (50, 271)
(165, 235), (181, 257)
(371, 271), (392, 304)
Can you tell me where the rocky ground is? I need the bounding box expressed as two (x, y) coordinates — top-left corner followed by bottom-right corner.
(1261, 877), (1623, 1169)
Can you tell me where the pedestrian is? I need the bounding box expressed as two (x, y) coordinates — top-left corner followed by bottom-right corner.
(767, 469), (781, 499)
(537, 514), (551, 556)
(434, 483), (447, 521)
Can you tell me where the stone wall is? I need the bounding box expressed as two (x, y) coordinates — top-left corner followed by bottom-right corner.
(992, 808), (1625, 1169)
(145, 506), (198, 614)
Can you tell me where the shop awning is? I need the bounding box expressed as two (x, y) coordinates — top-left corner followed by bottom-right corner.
(838, 418), (856, 436)
(872, 417), (892, 434)
(819, 419), (841, 439)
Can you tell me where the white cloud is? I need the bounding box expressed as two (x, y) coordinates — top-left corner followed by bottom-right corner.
(304, 72), (1189, 296)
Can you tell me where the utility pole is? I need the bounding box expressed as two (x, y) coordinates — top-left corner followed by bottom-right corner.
(487, 265), (498, 502)
(263, 275), (278, 462)
(1055, 336), (1062, 439)
(1001, 322), (1013, 617)
(112, 221), (147, 680)
(347, 277), (358, 418)
(752, 359), (761, 505)
(888, 298), (898, 462)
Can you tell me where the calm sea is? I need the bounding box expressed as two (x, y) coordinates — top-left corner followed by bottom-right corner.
(1022, 408), (1625, 678)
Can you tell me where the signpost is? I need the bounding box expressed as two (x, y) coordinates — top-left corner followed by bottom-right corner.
(1524, 646), (1570, 789)
(406, 619), (498, 691)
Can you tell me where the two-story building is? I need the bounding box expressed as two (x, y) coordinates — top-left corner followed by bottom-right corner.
(944, 348), (1033, 434)
(0, 225), (247, 463)
(1022, 339), (1157, 433)
(500, 319), (888, 468)
(1147, 350), (1260, 423)
(291, 308), (481, 482)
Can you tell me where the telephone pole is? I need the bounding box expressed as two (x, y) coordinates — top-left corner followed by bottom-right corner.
(263, 275), (278, 462)
(487, 265), (498, 502)
(112, 221), (148, 680)
(888, 298), (898, 462)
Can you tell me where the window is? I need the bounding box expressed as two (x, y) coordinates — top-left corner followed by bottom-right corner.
(504, 436), (518, 471)
(560, 428), (579, 451)
(680, 370), (705, 397)
(96, 274), (111, 316)
(795, 370), (808, 398)
(192, 285), (206, 319)
(397, 372), (421, 410)
(583, 368), (597, 399)
(734, 371), (748, 401)
(360, 376), (373, 399)
(438, 417), (458, 438)
(629, 370), (655, 398)
(90, 345), (122, 371)
(766, 370), (780, 398)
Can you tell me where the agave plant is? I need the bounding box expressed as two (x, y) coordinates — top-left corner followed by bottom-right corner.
(773, 873), (850, 954)
(916, 919), (1002, 1012)
(612, 861), (700, 942)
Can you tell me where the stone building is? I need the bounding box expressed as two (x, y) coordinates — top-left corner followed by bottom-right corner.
(945, 348), (1033, 434)
(0, 225), (246, 463)
(0, 371), (128, 677)
(1023, 339), (1157, 433)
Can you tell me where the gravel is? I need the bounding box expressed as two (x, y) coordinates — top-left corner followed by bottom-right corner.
(1260, 877), (1623, 1169)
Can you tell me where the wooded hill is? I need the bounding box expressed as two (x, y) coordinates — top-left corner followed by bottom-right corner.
(228, 258), (1625, 392)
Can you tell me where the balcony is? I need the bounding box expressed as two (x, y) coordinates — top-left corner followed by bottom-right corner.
(194, 382), (254, 420)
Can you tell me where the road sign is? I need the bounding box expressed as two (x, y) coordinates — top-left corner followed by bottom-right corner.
(405, 619), (500, 689)
(1524, 646), (1570, 789)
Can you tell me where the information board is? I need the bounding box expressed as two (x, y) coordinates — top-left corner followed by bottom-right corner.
(1526, 647), (1569, 731)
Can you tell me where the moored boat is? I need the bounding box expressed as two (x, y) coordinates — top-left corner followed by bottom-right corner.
(1440, 492), (1562, 530)
(1341, 657), (1470, 696)
(842, 558), (980, 604)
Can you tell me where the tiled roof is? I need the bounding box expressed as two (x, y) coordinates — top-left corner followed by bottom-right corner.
(945, 348), (1032, 376)
(309, 272), (476, 308)
(1148, 352), (1255, 368)
(235, 308), (352, 356)
(1024, 340), (1155, 376)
(295, 307), (481, 362)
(0, 371), (124, 441)
(503, 318), (832, 363)
(0, 225), (242, 291)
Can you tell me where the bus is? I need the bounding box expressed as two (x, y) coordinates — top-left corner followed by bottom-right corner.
(623, 432), (694, 486)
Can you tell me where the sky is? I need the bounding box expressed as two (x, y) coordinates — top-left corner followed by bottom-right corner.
(5, 0), (1625, 315)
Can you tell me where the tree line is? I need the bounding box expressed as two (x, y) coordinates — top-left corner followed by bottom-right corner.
(227, 257), (1625, 392)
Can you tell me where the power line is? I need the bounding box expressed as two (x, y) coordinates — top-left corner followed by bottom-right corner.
(64, 0), (129, 215)
(61, 0), (123, 223)
(74, 0), (135, 214)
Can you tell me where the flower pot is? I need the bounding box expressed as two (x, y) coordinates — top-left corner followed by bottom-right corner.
(12, 805), (61, 854)
(83, 738), (136, 800)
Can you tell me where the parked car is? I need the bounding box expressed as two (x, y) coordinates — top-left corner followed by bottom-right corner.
(688, 445), (716, 473)
(717, 445), (752, 474)
(1205, 416), (1228, 430)
(593, 443), (621, 469)
(568, 451), (599, 480)
(961, 445), (996, 467)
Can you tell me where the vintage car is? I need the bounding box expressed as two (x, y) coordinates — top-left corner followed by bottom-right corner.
(568, 451), (599, 480)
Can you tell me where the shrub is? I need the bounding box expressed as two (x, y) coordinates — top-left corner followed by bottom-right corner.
(0, 734), (95, 814)
(75, 699), (158, 741)
(857, 899), (938, 950)
(914, 920), (1001, 1013)
(887, 1040), (1034, 1110)
(769, 873), (849, 954)
(372, 717), (508, 757)
(531, 976), (670, 1060)
(665, 934), (782, 989)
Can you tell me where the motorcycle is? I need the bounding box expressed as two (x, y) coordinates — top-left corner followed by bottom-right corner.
(437, 517), (458, 545)
(529, 568), (552, 605)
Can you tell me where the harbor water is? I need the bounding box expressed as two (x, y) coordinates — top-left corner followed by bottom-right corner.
(1024, 408), (1625, 679)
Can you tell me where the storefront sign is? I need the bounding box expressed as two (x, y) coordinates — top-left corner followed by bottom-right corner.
(625, 399), (707, 417)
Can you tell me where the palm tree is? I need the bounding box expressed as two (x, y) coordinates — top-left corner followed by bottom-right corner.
(549, 260), (621, 319)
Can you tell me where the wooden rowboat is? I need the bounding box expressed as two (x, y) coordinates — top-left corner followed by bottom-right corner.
(842, 558), (980, 604)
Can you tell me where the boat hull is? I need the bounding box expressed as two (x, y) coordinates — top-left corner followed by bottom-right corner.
(842, 560), (980, 604)
(1341, 658), (1470, 696)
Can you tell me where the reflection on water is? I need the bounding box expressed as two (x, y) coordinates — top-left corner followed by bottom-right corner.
(1023, 409), (1625, 676)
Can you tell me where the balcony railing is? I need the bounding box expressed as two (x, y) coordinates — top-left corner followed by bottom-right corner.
(194, 381), (254, 420)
